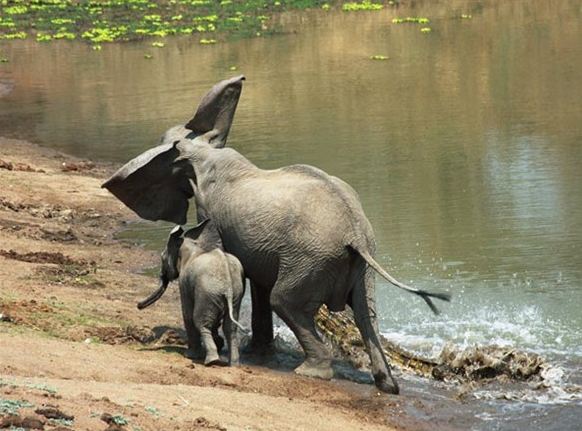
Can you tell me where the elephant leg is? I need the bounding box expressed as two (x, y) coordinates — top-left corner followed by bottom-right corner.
(250, 280), (274, 352)
(223, 314), (240, 366)
(180, 285), (203, 360)
(350, 266), (399, 394)
(199, 326), (224, 366)
(270, 283), (333, 380)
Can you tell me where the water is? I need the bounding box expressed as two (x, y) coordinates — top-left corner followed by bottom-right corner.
(1, 0), (582, 428)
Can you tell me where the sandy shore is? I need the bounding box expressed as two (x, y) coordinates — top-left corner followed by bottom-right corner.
(0, 137), (415, 431)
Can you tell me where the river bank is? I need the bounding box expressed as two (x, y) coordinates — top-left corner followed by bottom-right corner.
(0, 137), (435, 430)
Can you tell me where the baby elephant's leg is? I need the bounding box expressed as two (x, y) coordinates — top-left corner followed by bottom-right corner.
(223, 315), (240, 366)
(199, 326), (224, 366)
(180, 284), (203, 360)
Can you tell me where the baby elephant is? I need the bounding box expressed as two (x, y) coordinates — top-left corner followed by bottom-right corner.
(138, 219), (245, 366)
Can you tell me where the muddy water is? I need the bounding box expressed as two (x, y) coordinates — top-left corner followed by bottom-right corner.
(1, 0), (582, 428)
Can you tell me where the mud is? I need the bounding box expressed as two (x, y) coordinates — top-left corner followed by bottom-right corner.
(0, 414), (45, 429)
(0, 198), (75, 221)
(60, 161), (96, 173)
(191, 416), (227, 430)
(0, 250), (86, 266)
(34, 406), (74, 421)
(0, 159), (45, 173)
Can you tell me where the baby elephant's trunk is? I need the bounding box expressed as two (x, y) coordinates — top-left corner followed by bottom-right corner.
(137, 277), (169, 310)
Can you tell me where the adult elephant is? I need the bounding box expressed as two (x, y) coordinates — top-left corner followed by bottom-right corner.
(103, 76), (450, 394)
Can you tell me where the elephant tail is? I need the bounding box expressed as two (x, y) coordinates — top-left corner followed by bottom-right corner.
(350, 245), (451, 315)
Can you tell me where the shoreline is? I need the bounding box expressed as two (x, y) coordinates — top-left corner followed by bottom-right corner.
(0, 136), (415, 431)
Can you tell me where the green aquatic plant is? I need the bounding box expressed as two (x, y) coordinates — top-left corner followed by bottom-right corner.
(342, 1), (383, 12)
(144, 53), (153, 59)
(370, 54), (389, 60)
(199, 38), (216, 44)
(36, 33), (52, 42)
(0, 58), (8, 63)
(0, 0), (361, 45)
(92, 44), (102, 50)
(392, 16), (430, 24)
(53, 31), (76, 39)
(420, 26), (431, 33)
(151, 41), (164, 47)
(0, 31), (27, 40)
(4, 5), (28, 15)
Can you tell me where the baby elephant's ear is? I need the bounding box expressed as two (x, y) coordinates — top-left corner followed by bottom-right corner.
(185, 75), (245, 149)
(183, 218), (211, 240)
(167, 225), (184, 247)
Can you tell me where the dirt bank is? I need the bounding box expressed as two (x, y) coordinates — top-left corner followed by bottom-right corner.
(0, 137), (431, 431)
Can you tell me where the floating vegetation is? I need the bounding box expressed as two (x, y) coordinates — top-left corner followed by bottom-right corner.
(151, 41), (164, 47)
(144, 53), (153, 59)
(420, 27), (431, 33)
(199, 38), (217, 44)
(342, 1), (383, 12)
(392, 16), (430, 24)
(0, 58), (8, 63)
(370, 54), (389, 60)
(0, 0), (302, 44)
(92, 44), (102, 51)
(460, 14), (472, 19)
(0, 31), (27, 40)
(321, 3), (330, 10)
(229, 65), (238, 71)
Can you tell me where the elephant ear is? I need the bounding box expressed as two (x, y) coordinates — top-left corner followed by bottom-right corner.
(101, 140), (195, 225)
(184, 218), (223, 251)
(102, 76), (246, 225)
(185, 75), (245, 148)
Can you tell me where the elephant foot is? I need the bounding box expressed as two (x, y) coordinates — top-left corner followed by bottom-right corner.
(294, 359), (333, 380)
(374, 373), (399, 395)
(184, 348), (205, 360)
(204, 355), (228, 367)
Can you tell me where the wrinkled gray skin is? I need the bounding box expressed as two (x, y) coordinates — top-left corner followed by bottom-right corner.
(147, 220), (245, 366)
(103, 76), (450, 394)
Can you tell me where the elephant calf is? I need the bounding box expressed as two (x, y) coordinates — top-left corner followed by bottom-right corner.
(138, 219), (245, 366)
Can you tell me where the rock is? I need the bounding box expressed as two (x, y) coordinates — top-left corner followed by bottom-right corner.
(35, 405), (74, 421)
(0, 414), (45, 429)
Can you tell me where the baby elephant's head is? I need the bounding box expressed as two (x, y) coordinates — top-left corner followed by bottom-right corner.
(160, 225), (185, 284)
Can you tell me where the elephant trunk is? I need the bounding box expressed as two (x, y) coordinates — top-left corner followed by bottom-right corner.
(137, 277), (169, 310)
